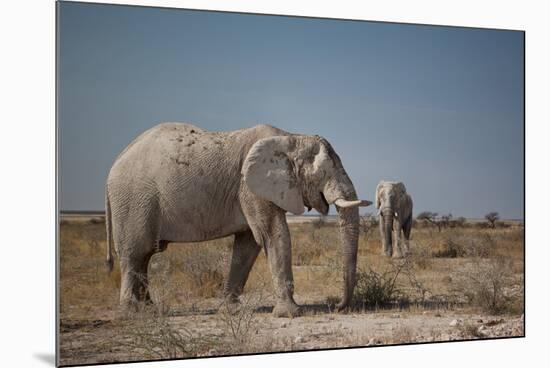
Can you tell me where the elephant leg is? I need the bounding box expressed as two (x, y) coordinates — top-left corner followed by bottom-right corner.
(403, 217), (412, 255)
(379, 217), (392, 257)
(119, 246), (154, 310)
(223, 230), (261, 303)
(392, 218), (404, 258)
(263, 222), (300, 318)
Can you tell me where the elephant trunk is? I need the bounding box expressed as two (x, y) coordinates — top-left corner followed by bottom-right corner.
(381, 208), (394, 256)
(323, 175), (360, 311)
(335, 206), (359, 311)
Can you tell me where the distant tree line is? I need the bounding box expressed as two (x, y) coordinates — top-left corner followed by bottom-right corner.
(414, 211), (507, 230)
(356, 211), (513, 234)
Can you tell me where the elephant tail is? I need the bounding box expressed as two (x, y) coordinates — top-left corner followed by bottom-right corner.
(105, 189), (114, 273)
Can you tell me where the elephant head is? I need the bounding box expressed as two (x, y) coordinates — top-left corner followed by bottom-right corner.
(375, 181), (407, 256)
(242, 134), (371, 310)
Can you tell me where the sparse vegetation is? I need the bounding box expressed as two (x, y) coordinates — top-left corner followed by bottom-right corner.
(59, 215), (524, 365)
(452, 256), (523, 314)
(119, 307), (207, 359)
(352, 265), (404, 309)
(433, 232), (498, 258)
(175, 246), (227, 298)
(218, 291), (265, 345)
(454, 216), (467, 227)
(359, 213), (378, 242)
(417, 211), (442, 232)
(485, 212), (500, 228)
(417, 212), (459, 231)
(439, 214), (453, 229)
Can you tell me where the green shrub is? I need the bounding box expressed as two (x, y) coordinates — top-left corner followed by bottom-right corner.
(352, 266), (404, 309)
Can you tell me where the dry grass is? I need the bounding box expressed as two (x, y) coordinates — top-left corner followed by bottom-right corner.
(118, 307), (208, 360)
(217, 290), (267, 345)
(60, 217), (524, 316)
(59, 221), (120, 317)
(59, 216), (524, 365)
(451, 256), (524, 314)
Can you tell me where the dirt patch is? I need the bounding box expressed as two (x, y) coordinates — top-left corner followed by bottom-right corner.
(59, 304), (523, 366)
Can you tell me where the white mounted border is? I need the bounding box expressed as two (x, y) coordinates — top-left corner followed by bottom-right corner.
(1, 1), (548, 368)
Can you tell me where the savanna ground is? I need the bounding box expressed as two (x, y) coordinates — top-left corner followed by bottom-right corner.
(58, 215), (524, 366)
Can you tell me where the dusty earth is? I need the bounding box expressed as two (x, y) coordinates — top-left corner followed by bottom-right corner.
(58, 216), (524, 366)
(59, 298), (524, 366)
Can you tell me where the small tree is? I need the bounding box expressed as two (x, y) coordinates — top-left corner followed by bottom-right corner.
(485, 212), (500, 228)
(417, 211), (441, 232)
(454, 216), (467, 228)
(440, 213), (453, 229)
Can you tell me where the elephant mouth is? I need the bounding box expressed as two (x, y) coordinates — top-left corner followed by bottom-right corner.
(318, 192), (329, 215)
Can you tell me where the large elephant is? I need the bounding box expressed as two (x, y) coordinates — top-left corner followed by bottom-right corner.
(105, 123), (371, 317)
(375, 181), (413, 258)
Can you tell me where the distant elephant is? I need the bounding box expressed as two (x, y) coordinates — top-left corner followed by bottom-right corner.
(105, 123), (371, 317)
(375, 181), (413, 258)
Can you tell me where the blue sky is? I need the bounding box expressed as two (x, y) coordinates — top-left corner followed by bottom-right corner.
(58, 2), (524, 219)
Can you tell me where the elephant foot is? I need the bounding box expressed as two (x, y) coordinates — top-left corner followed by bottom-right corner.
(384, 249), (392, 257)
(118, 301), (142, 319)
(119, 295), (154, 316)
(272, 301), (302, 318)
(392, 253), (404, 259)
(336, 300), (351, 312)
(221, 295), (242, 315)
(224, 292), (241, 305)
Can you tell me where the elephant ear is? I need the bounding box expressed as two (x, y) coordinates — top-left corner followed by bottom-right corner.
(375, 181), (385, 209)
(394, 182), (407, 196)
(242, 136), (305, 215)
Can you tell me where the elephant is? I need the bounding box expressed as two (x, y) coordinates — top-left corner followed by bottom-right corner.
(375, 181), (413, 258)
(105, 123), (371, 317)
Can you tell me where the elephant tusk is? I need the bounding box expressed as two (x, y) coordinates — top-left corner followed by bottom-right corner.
(334, 199), (373, 208)
(394, 212), (398, 218)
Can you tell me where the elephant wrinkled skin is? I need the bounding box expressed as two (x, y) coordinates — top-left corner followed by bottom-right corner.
(105, 123), (371, 317)
(375, 181), (413, 258)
